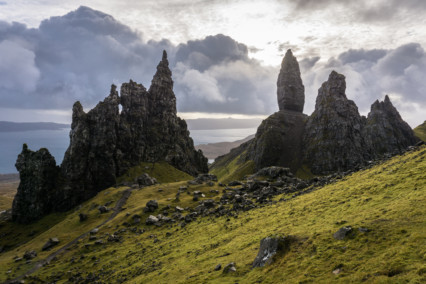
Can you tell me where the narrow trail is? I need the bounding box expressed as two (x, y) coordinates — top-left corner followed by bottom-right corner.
(5, 187), (134, 284)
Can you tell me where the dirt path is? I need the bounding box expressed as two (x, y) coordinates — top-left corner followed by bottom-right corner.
(5, 187), (134, 283)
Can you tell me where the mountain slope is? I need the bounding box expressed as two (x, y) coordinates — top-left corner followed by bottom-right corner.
(414, 120), (426, 142)
(0, 146), (425, 283)
(195, 134), (255, 159)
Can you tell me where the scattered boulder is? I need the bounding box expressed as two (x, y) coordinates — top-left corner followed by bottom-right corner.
(252, 236), (293, 268)
(214, 264), (222, 271)
(42, 238), (59, 251)
(333, 226), (354, 240)
(228, 181), (243, 186)
(132, 214), (141, 224)
(223, 262), (237, 273)
(144, 200), (159, 213)
(137, 173), (158, 187)
(79, 213), (88, 222)
(90, 228), (99, 235)
(98, 206), (109, 214)
(146, 215), (159, 225)
(23, 250), (37, 260)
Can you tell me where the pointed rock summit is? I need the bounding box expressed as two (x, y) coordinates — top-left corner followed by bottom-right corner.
(303, 71), (367, 174)
(277, 49), (305, 112)
(363, 95), (418, 155)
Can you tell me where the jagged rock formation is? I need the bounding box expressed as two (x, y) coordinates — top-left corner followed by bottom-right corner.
(213, 51), (418, 177)
(277, 49), (305, 112)
(13, 51), (208, 223)
(12, 145), (60, 223)
(244, 49), (307, 172)
(363, 95), (419, 156)
(303, 71), (368, 174)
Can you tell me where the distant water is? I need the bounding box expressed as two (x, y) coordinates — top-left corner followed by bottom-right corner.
(0, 128), (256, 174)
(0, 129), (70, 174)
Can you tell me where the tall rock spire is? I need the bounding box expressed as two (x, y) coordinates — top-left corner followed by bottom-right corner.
(149, 50), (176, 114)
(277, 49), (305, 112)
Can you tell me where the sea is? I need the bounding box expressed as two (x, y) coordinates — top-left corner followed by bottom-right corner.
(0, 128), (256, 174)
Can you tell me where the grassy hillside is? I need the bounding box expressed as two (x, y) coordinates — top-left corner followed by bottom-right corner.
(0, 147), (425, 283)
(414, 120), (426, 142)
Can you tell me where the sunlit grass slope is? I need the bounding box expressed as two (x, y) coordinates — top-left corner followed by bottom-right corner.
(1, 147), (425, 283)
(414, 120), (426, 142)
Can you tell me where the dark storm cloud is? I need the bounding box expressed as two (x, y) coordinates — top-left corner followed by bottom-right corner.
(338, 49), (387, 64)
(173, 35), (277, 114)
(174, 34), (249, 71)
(0, 6), (276, 116)
(0, 6), (174, 110)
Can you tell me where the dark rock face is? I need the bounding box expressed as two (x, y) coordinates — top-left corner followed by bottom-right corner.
(12, 144), (60, 223)
(252, 236), (292, 268)
(363, 95), (419, 156)
(12, 51), (208, 223)
(303, 71), (368, 174)
(277, 49), (305, 112)
(248, 110), (307, 172)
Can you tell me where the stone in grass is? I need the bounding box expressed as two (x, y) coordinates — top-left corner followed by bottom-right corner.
(214, 264), (222, 271)
(252, 235), (293, 268)
(333, 226), (354, 240)
(143, 200), (159, 213)
(223, 262), (236, 273)
(146, 215), (159, 225)
(42, 238), (59, 251)
(79, 213), (88, 222)
(23, 250), (37, 260)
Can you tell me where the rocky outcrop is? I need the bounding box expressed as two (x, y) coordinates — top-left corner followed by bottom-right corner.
(277, 49), (305, 112)
(13, 51), (208, 223)
(12, 145), (60, 223)
(363, 95), (419, 156)
(303, 71), (368, 174)
(248, 110), (306, 172)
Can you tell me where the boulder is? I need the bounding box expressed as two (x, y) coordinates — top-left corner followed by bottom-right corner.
(144, 200), (159, 213)
(333, 226), (354, 240)
(137, 173), (157, 187)
(42, 238), (59, 251)
(252, 236), (292, 268)
(23, 250), (37, 260)
(223, 262), (237, 273)
(146, 215), (159, 225)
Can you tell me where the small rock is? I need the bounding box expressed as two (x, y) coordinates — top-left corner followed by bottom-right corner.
(144, 200), (159, 213)
(252, 236), (292, 268)
(146, 215), (159, 225)
(137, 173), (158, 187)
(333, 226), (353, 240)
(98, 206), (108, 214)
(23, 250), (37, 260)
(223, 262), (236, 273)
(79, 213), (88, 222)
(214, 264), (222, 271)
(90, 228), (99, 235)
(42, 238), (59, 251)
(358, 227), (370, 233)
(228, 181), (242, 186)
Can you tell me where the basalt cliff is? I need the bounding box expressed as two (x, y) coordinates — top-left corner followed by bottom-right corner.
(12, 51), (208, 223)
(212, 49), (418, 176)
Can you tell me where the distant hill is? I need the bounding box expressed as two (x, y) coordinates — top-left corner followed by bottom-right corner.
(186, 118), (262, 130)
(195, 134), (255, 159)
(414, 120), (426, 142)
(0, 121), (69, 132)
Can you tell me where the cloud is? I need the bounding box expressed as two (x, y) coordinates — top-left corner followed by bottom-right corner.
(0, 6), (173, 110)
(300, 43), (426, 126)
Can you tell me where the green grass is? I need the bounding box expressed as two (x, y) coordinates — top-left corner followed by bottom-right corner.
(116, 161), (193, 184)
(1, 147), (425, 283)
(414, 120), (426, 142)
(210, 151), (255, 183)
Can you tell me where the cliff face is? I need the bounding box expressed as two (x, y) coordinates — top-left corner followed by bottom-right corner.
(13, 51), (208, 223)
(12, 145), (60, 223)
(303, 71), (368, 174)
(246, 49), (307, 172)
(363, 95), (419, 156)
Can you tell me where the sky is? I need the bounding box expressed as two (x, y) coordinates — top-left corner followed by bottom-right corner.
(0, 0), (425, 127)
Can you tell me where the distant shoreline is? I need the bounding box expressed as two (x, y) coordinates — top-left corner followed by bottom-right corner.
(0, 121), (69, 132)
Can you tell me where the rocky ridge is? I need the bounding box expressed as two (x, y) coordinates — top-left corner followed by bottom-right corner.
(12, 51), (208, 223)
